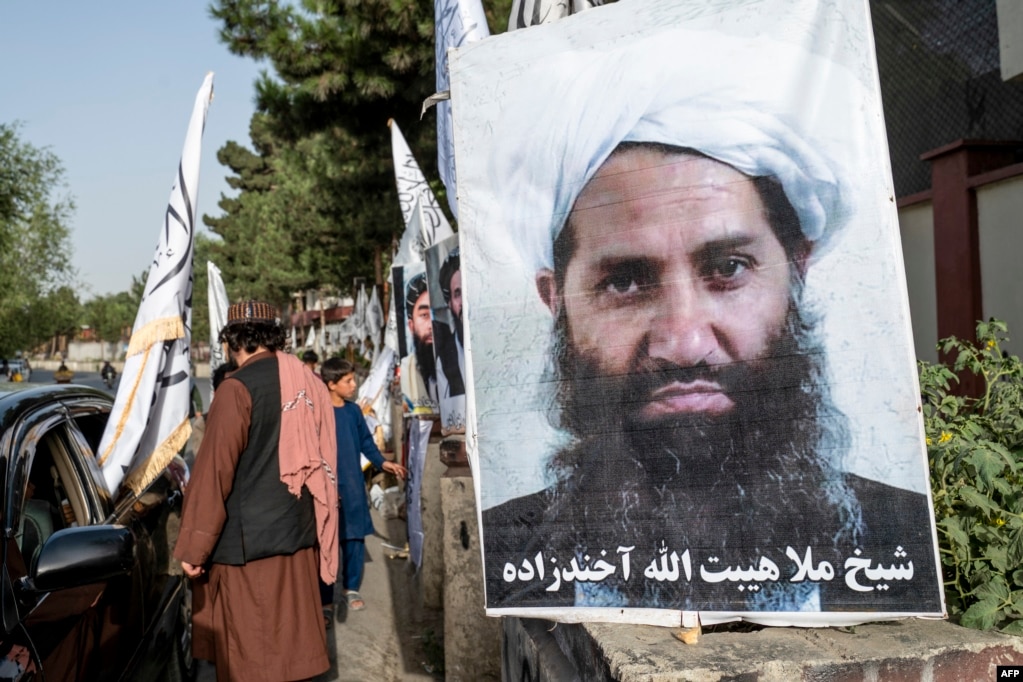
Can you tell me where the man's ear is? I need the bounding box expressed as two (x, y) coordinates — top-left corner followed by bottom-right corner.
(536, 269), (560, 317)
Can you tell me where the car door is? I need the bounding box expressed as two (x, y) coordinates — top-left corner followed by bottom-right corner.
(61, 400), (187, 681)
(1, 397), (139, 682)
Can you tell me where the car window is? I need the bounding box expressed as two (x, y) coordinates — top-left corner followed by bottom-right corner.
(16, 426), (91, 572)
(71, 412), (107, 455)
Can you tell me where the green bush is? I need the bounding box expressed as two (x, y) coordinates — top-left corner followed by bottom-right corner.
(919, 319), (1023, 633)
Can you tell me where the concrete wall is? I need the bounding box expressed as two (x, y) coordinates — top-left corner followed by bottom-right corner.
(898, 201), (938, 364)
(420, 436), (445, 610)
(64, 340), (120, 363)
(979, 174), (1023, 356)
(504, 616), (1023, 681)
(440, 470), (500, 681)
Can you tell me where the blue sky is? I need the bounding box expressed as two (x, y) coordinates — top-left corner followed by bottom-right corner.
(1, 3), (265, 297)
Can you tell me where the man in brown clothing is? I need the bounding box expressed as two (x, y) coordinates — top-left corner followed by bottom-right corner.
(174, 301), (339, 681)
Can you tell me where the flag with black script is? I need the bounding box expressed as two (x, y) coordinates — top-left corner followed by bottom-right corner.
(97, 73), (213, 497)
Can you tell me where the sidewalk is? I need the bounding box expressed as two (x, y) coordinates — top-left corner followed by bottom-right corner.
(197, 504), (444, 682)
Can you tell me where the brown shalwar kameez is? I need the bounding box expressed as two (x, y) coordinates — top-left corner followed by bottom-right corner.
(174, 363), (329, 682)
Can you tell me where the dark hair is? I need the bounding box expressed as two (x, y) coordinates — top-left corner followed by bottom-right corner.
(301, 350), (319, 364)
(219, 321), (287, 354)
(211, 359), (238, 391)
(320, 357), (356, 385)
(438, 247), (460, 304)
(404, 272), (429, 320)
(554, 142), (808, 290)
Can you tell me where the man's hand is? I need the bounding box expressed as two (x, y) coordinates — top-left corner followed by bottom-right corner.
(181, 561), (204, 579)
(382, 461), (407, 480)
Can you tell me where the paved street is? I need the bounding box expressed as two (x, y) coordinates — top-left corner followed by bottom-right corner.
(195, 504), (443, 682)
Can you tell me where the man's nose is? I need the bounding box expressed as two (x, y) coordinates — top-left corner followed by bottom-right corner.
(647, 277), (720, 367)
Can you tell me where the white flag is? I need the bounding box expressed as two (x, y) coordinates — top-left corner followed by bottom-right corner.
(207, 260), (229, 403)
(354, 284), (368, 342)
(435, 0), (490, 220)
(508, 0), (605, 30)
(389, 119), (453, 236)
(98, 73), (214, 496)
(394, 192), (455, 269)
(366, 285), (385, 350)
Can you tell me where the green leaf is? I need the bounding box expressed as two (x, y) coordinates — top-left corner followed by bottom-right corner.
(975, 576), (1011, 602)
(1000, 619), (1023, 635)
(1008, 527), (1023, 567)
(959, 488), (999, 515)
(968, 448), (1006, 489)
(961, 598), (1002, 630)
(939, 517), (971, 549)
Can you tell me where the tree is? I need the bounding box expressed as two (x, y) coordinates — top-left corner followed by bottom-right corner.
(0, 123), (77, 356)
(206, 0), (513, 299)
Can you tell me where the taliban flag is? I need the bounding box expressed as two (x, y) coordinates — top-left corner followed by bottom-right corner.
(507, 0), (606, 30)
(435, 0), (489, 220)
(97, 73), (214, 496)
(389, 119), (453, 243)
(207, 260), (229, 387)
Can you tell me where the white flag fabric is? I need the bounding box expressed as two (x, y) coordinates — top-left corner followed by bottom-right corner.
(406, 417), (433, 569)
(435, 0), (490, 220)
(354, 284), (368, 342)
(394, 192), (455, 269)
(207, 260), (229, 403)
(366, 285), (385, 352)
(508, 0), (605, 30)
(389, 119), (453, 237)
(98, 73), (214, 496)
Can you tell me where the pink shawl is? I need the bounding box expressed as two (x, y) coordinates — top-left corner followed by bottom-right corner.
(277, 351), (340, 583)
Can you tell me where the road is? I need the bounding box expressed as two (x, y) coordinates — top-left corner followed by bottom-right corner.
(31, 369), (212, 413)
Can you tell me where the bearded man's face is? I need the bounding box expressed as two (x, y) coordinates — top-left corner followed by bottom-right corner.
(537, 147), (798, 435)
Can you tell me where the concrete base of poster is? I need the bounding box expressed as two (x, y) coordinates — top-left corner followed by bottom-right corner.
(441, 467), (501, 681)
(502, 615), (1023, 681)
(420, 431), (445, 610)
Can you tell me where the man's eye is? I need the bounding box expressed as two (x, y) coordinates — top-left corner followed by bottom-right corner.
(706, 256), (754, 282)
(601, 273), (641, 295)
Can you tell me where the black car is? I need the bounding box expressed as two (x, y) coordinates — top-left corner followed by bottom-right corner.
(0, 383), (194, 681)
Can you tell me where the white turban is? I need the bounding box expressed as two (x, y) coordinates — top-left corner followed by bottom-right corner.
(488, 24), (870, 274)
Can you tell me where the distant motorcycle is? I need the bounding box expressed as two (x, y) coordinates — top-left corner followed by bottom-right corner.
(101, 366), (117, 389)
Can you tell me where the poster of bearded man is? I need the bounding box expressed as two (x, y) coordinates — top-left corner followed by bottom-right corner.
(425, 235), (467, 434)
(394, 262), (440, 416)
(450, 0), (944, 626)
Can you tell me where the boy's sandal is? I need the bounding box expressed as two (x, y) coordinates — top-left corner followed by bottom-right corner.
(322, 605), (334, 629)
(344, 591), (366, 611)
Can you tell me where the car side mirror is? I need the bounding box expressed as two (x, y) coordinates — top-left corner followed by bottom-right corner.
(23, 526), (135, 593)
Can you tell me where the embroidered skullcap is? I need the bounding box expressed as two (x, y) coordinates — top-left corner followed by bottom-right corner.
(226, 300), (279, 326)
(488, 24), (867, 274)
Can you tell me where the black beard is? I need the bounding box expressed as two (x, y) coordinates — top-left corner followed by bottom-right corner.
(542, 300), (860, 564)
(414, 335), (437, 392)
(453, 310), (464, 347)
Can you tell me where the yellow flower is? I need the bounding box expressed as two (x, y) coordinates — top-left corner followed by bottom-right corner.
(995, 518), (1007, 527)
(939, 432), (952, 444)
(987, 339), (997, 349)
(925, 437), (933, 446)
